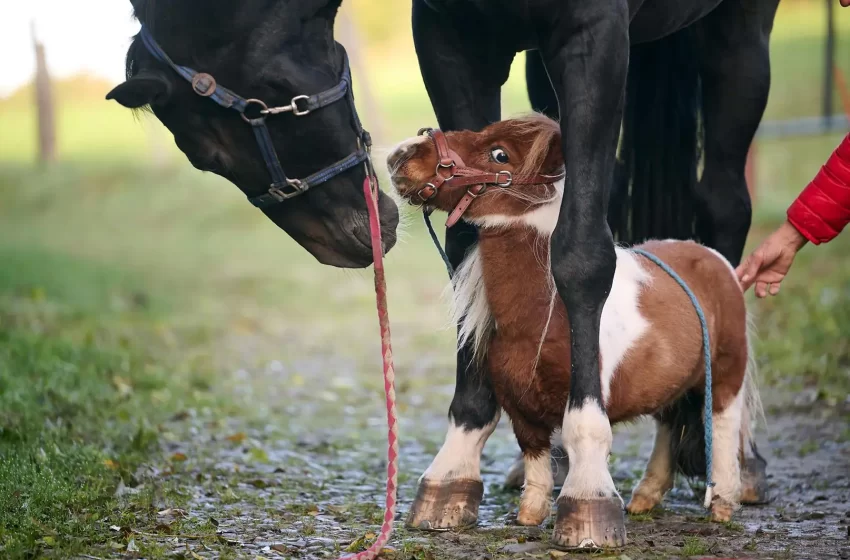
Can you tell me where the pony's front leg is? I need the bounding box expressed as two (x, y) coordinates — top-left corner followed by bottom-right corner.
(540, 0), (629, 548)
(406, 0), (514, 531)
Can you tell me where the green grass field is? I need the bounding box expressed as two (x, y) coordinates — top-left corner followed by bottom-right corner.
(0, 2), (849, 557)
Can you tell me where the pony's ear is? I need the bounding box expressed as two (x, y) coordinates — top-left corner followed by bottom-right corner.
(106, 72), (172, 109)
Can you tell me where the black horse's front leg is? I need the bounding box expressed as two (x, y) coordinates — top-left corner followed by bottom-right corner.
(539, 0), (629, 548)
(406, 0), (514, 531)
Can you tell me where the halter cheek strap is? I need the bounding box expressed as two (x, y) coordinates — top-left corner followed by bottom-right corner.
(138, 25), (371, 208)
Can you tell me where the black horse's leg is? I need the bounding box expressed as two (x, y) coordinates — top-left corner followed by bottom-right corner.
(539, 0), (629, 547)
(696, 0), (778, 266)
(696, 0), (779, 505)
(406, 0), (514, 531)
(504, 50), (571, 492)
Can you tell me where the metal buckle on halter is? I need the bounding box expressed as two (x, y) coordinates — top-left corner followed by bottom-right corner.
(435, 161), (455, 181)
(267, 179), (304, 201)
(495, 171), (513, 187)
(418, 183), (438, 201)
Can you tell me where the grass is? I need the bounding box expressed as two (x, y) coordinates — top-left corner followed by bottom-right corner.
(0, 2), (849, 557)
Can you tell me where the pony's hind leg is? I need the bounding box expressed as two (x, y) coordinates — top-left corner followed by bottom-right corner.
(626, 420), (675, 514)
(708, 389), (745, 522)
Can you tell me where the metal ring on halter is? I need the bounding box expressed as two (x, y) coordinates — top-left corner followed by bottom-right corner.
(495, 171), (513, 187)
(241, 98), (269, 123)
(417, 127), (434, 136)
(289, 95), (311, 116)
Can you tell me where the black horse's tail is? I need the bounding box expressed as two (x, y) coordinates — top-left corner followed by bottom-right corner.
(613, 28), (704, 244)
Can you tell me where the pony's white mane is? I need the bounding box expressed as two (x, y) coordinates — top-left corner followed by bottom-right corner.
(445, 247), (495, 362)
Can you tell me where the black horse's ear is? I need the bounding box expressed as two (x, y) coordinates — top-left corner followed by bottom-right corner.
(106, 73), (171, 109)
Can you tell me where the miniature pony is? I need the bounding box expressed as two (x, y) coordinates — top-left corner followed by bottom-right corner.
(388, 115), (761, 536)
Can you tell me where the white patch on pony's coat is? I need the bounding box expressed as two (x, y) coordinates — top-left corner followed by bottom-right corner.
(420, 413), (500, 482)
(599, 248), (651, 405)
(520, 453), (554, 521)
(629, 421), (674, 506)
(706, 387), (744, 508)
(558, 399), (620, 502)
(468, 178), (564, 235)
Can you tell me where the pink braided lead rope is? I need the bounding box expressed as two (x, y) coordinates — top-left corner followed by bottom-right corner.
(336, 175), (399, 560)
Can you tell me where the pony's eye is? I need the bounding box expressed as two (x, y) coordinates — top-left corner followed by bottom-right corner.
(490, 147), (510, 164)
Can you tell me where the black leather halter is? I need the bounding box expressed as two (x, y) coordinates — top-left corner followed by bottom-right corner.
(138, 25), (372, 209)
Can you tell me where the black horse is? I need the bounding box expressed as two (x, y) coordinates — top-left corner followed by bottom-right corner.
(403, 0), (779, 547)
(106, 0), (399, 269)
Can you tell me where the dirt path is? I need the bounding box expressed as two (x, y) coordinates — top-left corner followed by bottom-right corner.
(124, 356), (850, 560)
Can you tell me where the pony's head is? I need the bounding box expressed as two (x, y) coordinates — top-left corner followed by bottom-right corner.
(388, 114), (564, 233)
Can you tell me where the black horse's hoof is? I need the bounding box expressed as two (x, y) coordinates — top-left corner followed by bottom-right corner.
(552, 496), (626, 548)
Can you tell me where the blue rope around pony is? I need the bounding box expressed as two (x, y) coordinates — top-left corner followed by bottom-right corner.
(630, 248), (716, 506)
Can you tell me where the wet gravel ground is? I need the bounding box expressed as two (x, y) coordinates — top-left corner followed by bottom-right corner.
(124, 354), (850, 560)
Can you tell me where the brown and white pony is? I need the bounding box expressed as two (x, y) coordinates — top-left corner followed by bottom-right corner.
(389, 115), (760, 534)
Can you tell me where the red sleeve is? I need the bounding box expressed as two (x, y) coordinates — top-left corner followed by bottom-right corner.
(786, 133), (850, 245)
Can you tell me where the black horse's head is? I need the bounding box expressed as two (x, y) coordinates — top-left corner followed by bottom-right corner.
(107, 0), (398, 268)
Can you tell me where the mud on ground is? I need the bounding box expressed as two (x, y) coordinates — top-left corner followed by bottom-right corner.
(117, 351), (850, 560)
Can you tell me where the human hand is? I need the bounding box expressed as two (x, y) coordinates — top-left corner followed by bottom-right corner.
(842, 0), (849, 8)
(736, 220), (808, 297)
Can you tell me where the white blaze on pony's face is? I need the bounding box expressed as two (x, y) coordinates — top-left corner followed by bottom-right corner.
(386, 114), (565, 222)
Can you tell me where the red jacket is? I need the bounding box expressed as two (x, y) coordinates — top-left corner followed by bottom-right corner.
(787, 133), (850, 244)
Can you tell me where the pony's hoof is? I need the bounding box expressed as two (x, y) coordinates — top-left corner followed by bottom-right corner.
(740, 455), (771, 505)
(710, 496), (736, 522)
(517, 500), (551, 526)
(504, 447), (569, 490)
(552, 496), (626, 548)
(406, 479), (483, 531)
(625, 492), (660, 515)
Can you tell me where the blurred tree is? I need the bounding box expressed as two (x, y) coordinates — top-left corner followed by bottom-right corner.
(31, 21), (57, 166)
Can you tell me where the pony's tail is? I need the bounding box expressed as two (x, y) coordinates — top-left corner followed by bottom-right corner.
(610, 27), (704, 245)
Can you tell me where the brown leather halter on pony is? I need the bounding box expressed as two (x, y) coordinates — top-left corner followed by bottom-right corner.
(416, 128), (566, 228)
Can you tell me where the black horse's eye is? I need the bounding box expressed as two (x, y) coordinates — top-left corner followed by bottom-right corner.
(490, 147), (509, 164)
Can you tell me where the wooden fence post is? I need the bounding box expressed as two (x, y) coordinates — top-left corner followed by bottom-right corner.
(32, 21), (57, 165)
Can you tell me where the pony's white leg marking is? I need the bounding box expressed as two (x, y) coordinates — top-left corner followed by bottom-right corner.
(558, 398), (620, 503)
(518, 453), (554, 525)
(421, 412), (500, 482)
(599, 249), (651, 404)
(707, 389), (744, 512)
(627, 421), (674, 512)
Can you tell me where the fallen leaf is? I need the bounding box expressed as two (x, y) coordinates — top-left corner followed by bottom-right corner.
(155, 523), (173, 534)
(103, 459), (119, 470)
(110, 525), (122, 532)
(127, 539), (139, 552)
(42, 536), (56, 546)
(365, 532), (376, 540)
(210, 517), (220, 527)
(549, 551), (568, 558)
(271, 544), (288, 553)
(217, 535), (239, 546)
(109, 542), (124, 550)
(226, 432), (247, 444)
(171, 410), (190, 421)
(171, 452), (188, 462)
(158, 508), (188, 518)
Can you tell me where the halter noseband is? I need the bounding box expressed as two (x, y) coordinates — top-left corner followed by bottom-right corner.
(138, 25), (372, 209)
(416, 128), (566, 227)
